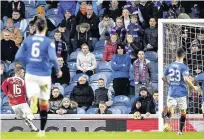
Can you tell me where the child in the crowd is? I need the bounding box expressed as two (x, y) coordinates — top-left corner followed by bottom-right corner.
(56, 98), (78, 114)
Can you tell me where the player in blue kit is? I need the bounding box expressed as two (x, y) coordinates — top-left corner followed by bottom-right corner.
(162, 47), (198, 135)
(15, 18), (62, 137)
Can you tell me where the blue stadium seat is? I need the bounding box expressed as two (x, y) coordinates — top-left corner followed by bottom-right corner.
(36, 0), (46, 7)
(1, 20), (3, 32)
(71, 73), (89, 84)
(47, 28), (58, 39)
(128, 95), (139, 107)
(113, 95), (130, 106)
(90, 73), (107, 86)
(86, 108), (98, 114)
(95, 40), (105, 50)
(1, 108), (14, 114)
(97, 61), (112, 72)
(64, 84), (75, 97)
(108, 108), (122, 114)
(48, 16), (62, 27)
(46, 8), (58, 17)
(8, 62), (15, 71)
(124, 107), (131, 114)
(92, 50), (104, 61)
(90, 83), (98, 91)
(152, 73), (158, 82)
(151, 62), (158, 73)
(69, 51), (79, 62)
(25, 7), (37, 18)
(77, 107), (86, 114)
(23, 0), (36, 8)
(1, 60), (9, 73)
(67, 62), (77, 81)
(152, 82), (158, 90)
(144, 51), (158, 61)
(1, 91), (5, 101)
(97, 71), (113, 83)
(52, 83), (64, 96)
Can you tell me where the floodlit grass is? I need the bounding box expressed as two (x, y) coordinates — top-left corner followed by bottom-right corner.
(1, 132), (204, 139)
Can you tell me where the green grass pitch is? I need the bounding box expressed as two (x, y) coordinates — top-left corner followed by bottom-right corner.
(1, 132), (204, 139)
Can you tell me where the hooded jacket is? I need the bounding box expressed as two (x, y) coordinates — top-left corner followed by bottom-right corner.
(49, 93), (64, 114)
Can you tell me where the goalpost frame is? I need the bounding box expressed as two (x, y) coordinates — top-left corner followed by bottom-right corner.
(158, 19), (204, 132)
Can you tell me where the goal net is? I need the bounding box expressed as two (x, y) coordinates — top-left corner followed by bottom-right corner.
(158, 19), (204, 132)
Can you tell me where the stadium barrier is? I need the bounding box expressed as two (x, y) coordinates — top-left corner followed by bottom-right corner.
(1, 114), (203, 132)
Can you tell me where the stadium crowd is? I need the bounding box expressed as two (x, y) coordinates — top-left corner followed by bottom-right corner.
(1, 0), (204, 116)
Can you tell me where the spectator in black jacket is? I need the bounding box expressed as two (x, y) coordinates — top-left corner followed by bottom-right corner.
(1, 30), (18, 63)
(8, 0), (25, 18)
(48, 87), (64, 114)
(31, 6), (56, 32)
(74, 23), (93, 51)
(78, 4), (100, 46)
(130, 99), (143, 114)
(103, 0), (122, 22)
(96, 101), (112, 114)
(133, 86), (156, 115)
(70, 75), (94, 110)
(76, 1), (87, 24)
(56, 98), (78, 114)
(54, 30), (68, 61)
(51, 57), (70, 88)
(143, 17), (158, 52)
(92, 78), (113, 108)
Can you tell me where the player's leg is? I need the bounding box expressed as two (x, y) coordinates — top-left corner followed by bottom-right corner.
(177, 96), (187, 135)
(162, 97), (177, 118)
(37, 77), (51, 137)
(25, 74), (40, 114)
(20, 103), (38, 131)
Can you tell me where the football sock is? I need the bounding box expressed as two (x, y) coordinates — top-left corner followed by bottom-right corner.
(40, 105), (48, 131)
(179, 114), (186, 132)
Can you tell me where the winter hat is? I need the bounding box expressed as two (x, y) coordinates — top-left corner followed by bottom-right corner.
(37, 6), (45, 14)
(139, 86), (148, 92)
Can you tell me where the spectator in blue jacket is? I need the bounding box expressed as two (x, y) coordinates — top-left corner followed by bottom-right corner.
(57, 1), (77, 19)
(111, 44), (131, 96)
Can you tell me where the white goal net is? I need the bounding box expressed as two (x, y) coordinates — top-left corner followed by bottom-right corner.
(158, 19), (204, 132)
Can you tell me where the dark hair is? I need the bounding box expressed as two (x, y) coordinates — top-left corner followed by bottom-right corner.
(99, 101), (106, 105)
(29, 20), (35, 26)
(81, 43), (88, 48)
(153, 90), (158, 95)
(35, 18), (47, 32)
(14, 66), (24, 73)
(116, 44), (126, 54)
(55, 30), (61, 34)
(98, 78), (104, 81)
(13, 9), (20, 13)
(176, 47), (185, 58)
(103, 15), (109, 19)
(149, 17), (158, 22)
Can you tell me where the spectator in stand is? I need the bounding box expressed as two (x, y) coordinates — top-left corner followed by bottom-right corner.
(1, 30), (18, 63)
(53, 30), (68, 61)
(51, 57), (70, 88)
(12, 10), (27, 34)
(56, 98), (78, 114)
(124, 34), (143, 64)
(1, 1), (10, 20)
(58, 8), (76, 53)
(76, 43), (96, 77)
(152, 90), (159, 113)
(143, 17), (158, 52)
(74, 23), (93, 52)
(103, 0), (122, 22)
(57, 1), (76, 19)
(99, 15), (115, 40)
(96, 101), (112, 114)
(135, 86), (156, 115)
(48, 86), (64, 114)
(166, 0), (185, 19)
(102, 33), (119, 62)
(76, 1), (87, 24)
(24, 20), (36, 38)
(127, 14), (143, 43)
(8, 0), (25, 18)
(130, 99), (143, 114)
(0, 61), (8, 85)
(78, 4), (100, 45)
(31, 6), (56, 32)
(122, 8), (130, 29)
(111, 45), (131, 96)
(70, 75), (94, 110)
(44, 0), (59, 11)
(92, 78), (113, 108)
(134, 50), (153, 94)
(110, 17), (126, 43)
(2, 18), (22, 48)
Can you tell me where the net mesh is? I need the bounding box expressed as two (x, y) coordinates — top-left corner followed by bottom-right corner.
(163, 23), (204, 132)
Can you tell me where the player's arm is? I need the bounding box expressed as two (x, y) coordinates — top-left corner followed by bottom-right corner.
(184, 76), (197, 91)
(2, 79), (9, 95)
(48, 42), (60, 73)
(15, 41), (26, 61)
(162, 76), (170, 85)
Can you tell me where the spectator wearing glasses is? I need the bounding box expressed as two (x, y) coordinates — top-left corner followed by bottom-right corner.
(76, 44), (97, 77)
(70, 75), (94, 110)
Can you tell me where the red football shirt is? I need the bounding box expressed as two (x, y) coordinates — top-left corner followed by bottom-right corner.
(2, 76), (27, 106)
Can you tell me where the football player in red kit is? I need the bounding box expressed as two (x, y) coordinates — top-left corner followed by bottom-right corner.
(2, 66), (38, 131)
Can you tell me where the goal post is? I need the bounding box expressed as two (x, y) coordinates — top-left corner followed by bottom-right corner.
(158, 19), (204, 132)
